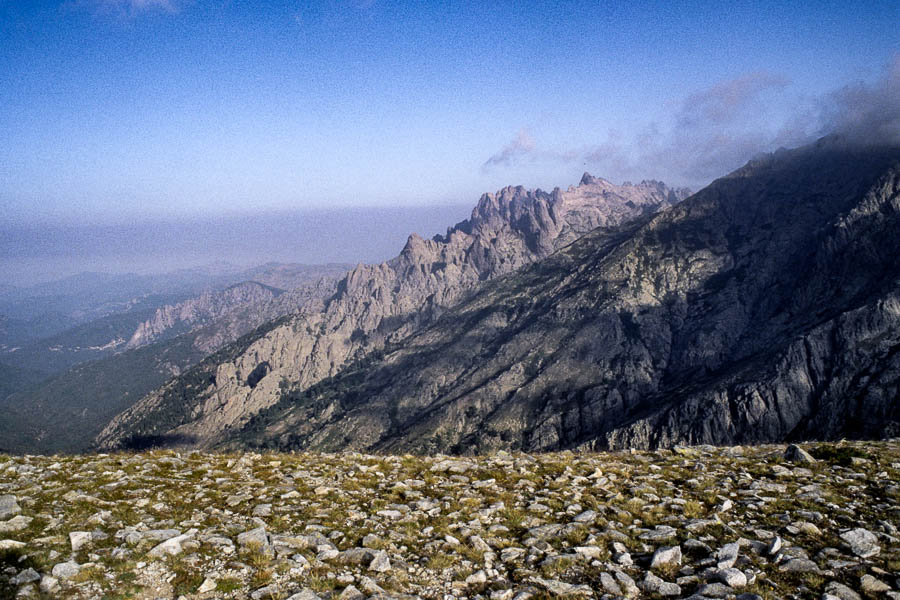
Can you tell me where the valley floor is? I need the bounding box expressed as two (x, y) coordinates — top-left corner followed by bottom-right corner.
(0, 442), (898, 600)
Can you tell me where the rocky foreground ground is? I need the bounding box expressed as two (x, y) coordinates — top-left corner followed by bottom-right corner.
(0, 442), (898, 600)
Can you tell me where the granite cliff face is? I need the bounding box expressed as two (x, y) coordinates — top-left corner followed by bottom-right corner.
(125, 264), (352, 352)
(125, 282), (283, 349)
(96, 178), (689, 449)
(234, 140), (900, 453)
(100, 140), (900, 455)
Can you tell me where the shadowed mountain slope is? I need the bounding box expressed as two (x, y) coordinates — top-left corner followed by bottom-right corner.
(96, 178), (689, 449)
(225, 139), (900, 453)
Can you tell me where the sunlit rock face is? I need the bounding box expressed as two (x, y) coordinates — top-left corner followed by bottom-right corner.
(97, 176), (688, 449)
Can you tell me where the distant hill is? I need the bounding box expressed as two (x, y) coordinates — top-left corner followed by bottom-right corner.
(0, 264), (350, 453)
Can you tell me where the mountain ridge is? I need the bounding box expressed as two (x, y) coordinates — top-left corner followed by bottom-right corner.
(96, 176), (691, 450)
(0, 265), (350, 454)
(223, 140), (900, 454)
(97, 141), (900, 454)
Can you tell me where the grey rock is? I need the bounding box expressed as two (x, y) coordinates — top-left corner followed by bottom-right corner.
(717, 542), (740, 569)
(50, 561), (80, 580)
(358, 577), (385, 595)
(11, 568), (40, 585)
(639, 525), (677, 541)
(39, 576), (59, 594)
(69, 531), (92, 552)
(717, 568), (747, 588)
(860, 574), (890, 593)
(0, 494), (22, 520)
(0, 515), (31, 533)
(824, 581), (863, 600)
(641, 572), (681, 596)
(466, 570), (488, 584)
(338, 547), (375, 566)
(784, 444), (817, 464)
(683, 538), (712, 555)
(237, 526), (269, 548)
(574, 545), (604, 560)
(778, 558), (820, 573)
(530, 576), (593, 597)
(142, 529), (181, 542)
(287, 590), (322, 600)
(501, 547), (525, 562)
(369, 549), (391, 572)
(599, 572), (622, 596)
(614, 550), (633, 566)
(572, 510), (597, 523)
(338, 585), (365, 600)
(147, 533), (193, 557)
(614, 570), (640, 598)
(651, 546), (682, 570)
(197, 577), (217, 594)
(839, 528), (880, 558)
(698, 582), (734, 598)
(251, 584), (282, 600)
(470, 535), (491, 553)
(0, 495), (21, 520)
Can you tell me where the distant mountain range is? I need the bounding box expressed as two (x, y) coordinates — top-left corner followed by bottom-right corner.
(0, 263), (351, 453)
(95, 137), (900, 454)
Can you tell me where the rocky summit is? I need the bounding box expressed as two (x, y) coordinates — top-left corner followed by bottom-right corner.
(94, 177), (689, 452)
(2, 441), (898, 599)
(95, 139), (900, 455)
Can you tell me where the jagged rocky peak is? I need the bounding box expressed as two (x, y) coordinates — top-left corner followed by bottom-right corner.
(215, 140), (900, 455)
(437, 175), (689, 245)
(96, 171), (689, 451)
(579, 171), (610, 186)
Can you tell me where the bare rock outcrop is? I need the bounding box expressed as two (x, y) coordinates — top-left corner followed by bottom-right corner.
(226, 140), (900, 454)
(96, 178), (688, 449)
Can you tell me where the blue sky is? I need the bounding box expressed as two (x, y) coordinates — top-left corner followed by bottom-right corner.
(1, 0), (898, 226)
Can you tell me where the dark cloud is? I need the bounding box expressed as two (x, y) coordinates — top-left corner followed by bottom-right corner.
(482, 129), (536, 170)
(820, 54), (900, 146)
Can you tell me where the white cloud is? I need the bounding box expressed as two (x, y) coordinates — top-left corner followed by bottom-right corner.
(482, 129), (536, 170)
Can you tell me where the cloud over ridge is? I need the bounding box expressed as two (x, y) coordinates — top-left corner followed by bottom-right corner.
(482, 56), (900, 187)
(482, 129), (536, 170)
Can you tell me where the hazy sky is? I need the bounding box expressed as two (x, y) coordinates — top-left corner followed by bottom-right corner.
(0, 204), (473, 286)
(2, 0), (898, 228)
